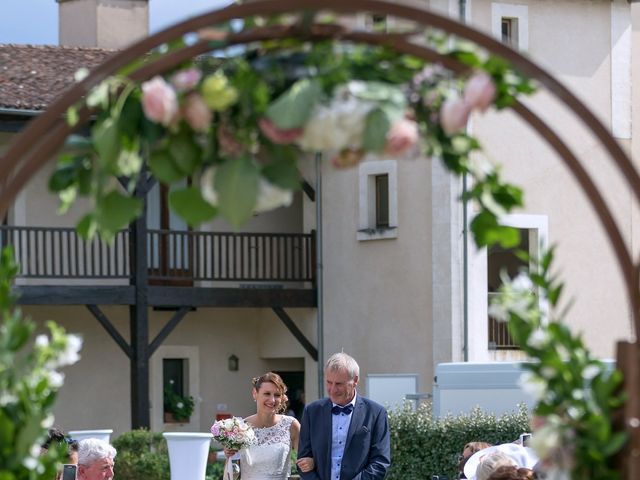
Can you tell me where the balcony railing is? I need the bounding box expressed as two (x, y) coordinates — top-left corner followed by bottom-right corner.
(488, 293), (519, 349)
(0, 225), (315, 284)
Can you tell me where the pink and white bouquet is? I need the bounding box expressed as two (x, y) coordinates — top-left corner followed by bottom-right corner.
(211, 416), (256, 450)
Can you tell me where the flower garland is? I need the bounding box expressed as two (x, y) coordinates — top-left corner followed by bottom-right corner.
(44, 17), (628, 480)
(490, 249), (626, 480)
(54, 36), (531, 248)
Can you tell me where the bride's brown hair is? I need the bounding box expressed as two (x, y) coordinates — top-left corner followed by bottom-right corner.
(252, 372), (289, 414)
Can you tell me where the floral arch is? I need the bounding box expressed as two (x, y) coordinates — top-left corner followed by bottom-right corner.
(0, 1), (639, 478)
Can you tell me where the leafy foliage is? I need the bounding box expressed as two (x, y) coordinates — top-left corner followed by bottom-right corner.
(0, 247), (82, 480)
(112, 429), (224, 480)
(490, 249), (626, 479)
(387, 402), (530, 480)
(50, 23), (532, 244)
(113, 429), (169, 480)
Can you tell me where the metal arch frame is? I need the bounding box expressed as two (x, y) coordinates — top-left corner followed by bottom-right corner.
(0, 0), (639, 439)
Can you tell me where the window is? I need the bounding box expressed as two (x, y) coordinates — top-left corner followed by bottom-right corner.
(375, 174), (389, 228)
(163, 358), (193, 423)
(485, 215), (547, 351)
(151, 345), (200, 430)
(365, 14), (388, 31)
(358, 160), (398, 241)
(492, 3), (528, 51)
(501, 17), (519, 48)
(487, 228), (530, 350)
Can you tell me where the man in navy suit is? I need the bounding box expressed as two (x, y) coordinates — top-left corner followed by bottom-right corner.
(298, 352), (391, 480)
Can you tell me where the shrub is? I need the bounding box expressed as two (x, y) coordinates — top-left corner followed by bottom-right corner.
(113, 429), (169, 480)
(387, 402), (530, 480)
(113, 428), (225, 480)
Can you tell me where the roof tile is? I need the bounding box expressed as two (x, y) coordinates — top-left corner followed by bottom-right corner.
(0, 44), (114, 111)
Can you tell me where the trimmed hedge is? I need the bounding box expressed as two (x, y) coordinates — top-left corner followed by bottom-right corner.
(113, 403), (529, 480)
(113, 429), (169, 480)
(387, 402), (530, 480)
(113, 429), (224, 480)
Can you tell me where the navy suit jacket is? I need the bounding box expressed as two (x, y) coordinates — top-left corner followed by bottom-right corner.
(298, 395), (391, 480)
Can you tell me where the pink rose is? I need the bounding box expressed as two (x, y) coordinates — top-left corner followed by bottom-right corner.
(183, 93), (212, 132)
(464, 72), (496, 112)
(331, 148), (364, 169)
(384, 118), (419, 156)
(439, 98), (470, 135)
(141, 76), (178, 126)
(258, 118), (303, 144)
(171, 68), (202, 92)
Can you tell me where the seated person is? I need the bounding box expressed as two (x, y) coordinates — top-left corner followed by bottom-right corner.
(459, 441), (492, 478)
(40, 428), (79, 480)
(476, 452), (517, 480)
(77, 438), (116, 480)
(487, 465), (535, 480)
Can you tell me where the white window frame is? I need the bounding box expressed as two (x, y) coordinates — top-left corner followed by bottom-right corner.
(150, 345), (200, 431)
(491, 3), (529, 51)
(468, 213), (548, 361)
(357, 159), (398, 241)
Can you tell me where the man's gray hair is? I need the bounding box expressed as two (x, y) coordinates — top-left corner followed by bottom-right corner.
(77, 438), (117, 466)
(325, 352), (360, 379)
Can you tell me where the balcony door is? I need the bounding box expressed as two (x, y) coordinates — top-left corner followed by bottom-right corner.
(147, 180), (193, 285)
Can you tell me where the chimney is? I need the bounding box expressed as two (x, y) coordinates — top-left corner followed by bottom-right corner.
(57, 0), (149, 49)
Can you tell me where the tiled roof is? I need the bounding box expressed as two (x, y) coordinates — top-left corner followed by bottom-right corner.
(0, 44), (114, 111)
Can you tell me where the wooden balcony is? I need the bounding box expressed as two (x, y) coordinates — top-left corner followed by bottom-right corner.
(1, 225), (317, 308)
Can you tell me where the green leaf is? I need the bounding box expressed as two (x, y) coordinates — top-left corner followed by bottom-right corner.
(362, 107), (391, 152)
(66, 106), (79, 126)
(214, 155), (260, 228)
(265, 78), (322, 130)
(261, 147), (301, 190)
(169, 133), (202, 175)
(63, 135), (93, 155)
(169, 187), (218, 227)
(149, 150), (186, 184)
(76, 213), (97, 240)
(94, 191), (142, 239)
(48, 164), (77, 192)
(470, 211), (520, 248)
(92, 117), (120, 169)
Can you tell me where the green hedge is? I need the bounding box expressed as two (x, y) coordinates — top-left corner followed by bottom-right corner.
(113, 429), (224, 480)
(113, 404), (529, 480)
(387, 403), (530, 480)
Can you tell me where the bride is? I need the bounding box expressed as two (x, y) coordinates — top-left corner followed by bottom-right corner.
(224, 372), (314, 479)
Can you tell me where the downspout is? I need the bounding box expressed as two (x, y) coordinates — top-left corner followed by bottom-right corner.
(459, 0), (470, 362)
(315, 152), (325, 397)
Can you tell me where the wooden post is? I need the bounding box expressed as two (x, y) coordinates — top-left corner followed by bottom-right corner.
(129, 172), (151, 429)
(615, 341), (640, 479)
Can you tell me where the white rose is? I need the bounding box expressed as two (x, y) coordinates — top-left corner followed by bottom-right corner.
(519, 371), (547, 401)
(255, 179), (293, 213)
(527, 329), (548, 349)
(201, 167), (219, 206)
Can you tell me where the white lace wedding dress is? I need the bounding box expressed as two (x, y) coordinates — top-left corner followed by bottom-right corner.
(240, 415), (294, 480)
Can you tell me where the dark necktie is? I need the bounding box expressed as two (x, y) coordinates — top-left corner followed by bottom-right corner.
(331, 404), (353, 415)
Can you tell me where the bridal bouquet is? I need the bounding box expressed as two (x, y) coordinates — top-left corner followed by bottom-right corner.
(211, 416), (256, 450)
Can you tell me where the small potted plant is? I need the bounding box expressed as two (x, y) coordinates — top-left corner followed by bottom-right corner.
(164, 380), (195, 423)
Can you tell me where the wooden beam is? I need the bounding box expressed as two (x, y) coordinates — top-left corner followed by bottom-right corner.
(86, 305), (132, 359)
(272, 306), (318, 361)
(301, 179), (315, 202)
(14, 286), (135, 305)
(148, 286), (317, 308)
(148, 306), (191, 356)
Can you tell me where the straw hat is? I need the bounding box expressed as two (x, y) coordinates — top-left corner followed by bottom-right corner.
(463, 443), (539, 480)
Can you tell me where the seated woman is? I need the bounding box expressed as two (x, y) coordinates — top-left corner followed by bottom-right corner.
(459, 441), (492, 478)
